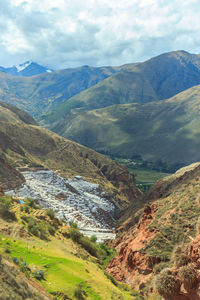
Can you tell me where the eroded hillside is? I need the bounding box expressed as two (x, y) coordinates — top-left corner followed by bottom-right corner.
(107, 162), (200, 299)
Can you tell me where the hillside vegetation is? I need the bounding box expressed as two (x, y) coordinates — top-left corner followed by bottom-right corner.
(107, 162), (200, 298)
(0, 65), (117, 117)
(0, 193), (138, 299)
(0, 102), (141, 209)
(49, 84), (200, 165)
(41, 50), (200, 127)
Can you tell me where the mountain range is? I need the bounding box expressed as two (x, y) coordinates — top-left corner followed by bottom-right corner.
(2, 50), (200, 166)
(41, 50), (200, 124)
(1, 50), (200, 299)
(0, 64), (118, 116)
(52, 84), (200, 165)
(0, 61), (54, 77)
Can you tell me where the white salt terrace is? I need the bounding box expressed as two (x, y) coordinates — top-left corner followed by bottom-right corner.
(6, 170), (116, 242)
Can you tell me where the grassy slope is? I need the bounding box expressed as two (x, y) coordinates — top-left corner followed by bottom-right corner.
(0, 196), (134, 300)
(127, 162), (200, 259)
(41, 50), (200, 127)
(0, 236), (132, 299)
(106, 162), (200, 298)
(0, 102), (140, 208)
(50, 84), (200, 165)
(0, 66), (117, 117)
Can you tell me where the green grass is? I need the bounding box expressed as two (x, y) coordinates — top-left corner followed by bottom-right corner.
(129, 169), (169, 184)
(115, 158), (170, 184)
(0, 235), (133, 299)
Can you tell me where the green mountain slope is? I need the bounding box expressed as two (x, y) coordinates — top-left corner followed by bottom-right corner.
(0, 194), (136, 299)
(41, 50), (200, 126)
(49, 84), (200, 165)
(0, 65), (118, 117)
(0, 102), (140, 208)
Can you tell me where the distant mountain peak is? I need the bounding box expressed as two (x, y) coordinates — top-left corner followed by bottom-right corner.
(0, 61), (54, 77)
(15, 60), (33, 72)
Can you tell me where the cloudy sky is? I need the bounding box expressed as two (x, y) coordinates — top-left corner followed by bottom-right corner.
(0, 0), (200, 69)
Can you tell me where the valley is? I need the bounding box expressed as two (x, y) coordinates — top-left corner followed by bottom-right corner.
(1, 50), (200, 299)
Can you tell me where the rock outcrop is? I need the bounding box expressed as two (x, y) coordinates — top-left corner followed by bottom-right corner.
(107, 203), (158, 285)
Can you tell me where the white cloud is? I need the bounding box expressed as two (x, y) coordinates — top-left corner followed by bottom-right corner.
(0, 0), (200, 68)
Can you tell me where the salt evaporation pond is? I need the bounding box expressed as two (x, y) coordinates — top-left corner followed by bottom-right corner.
(6, 170), (116, 242)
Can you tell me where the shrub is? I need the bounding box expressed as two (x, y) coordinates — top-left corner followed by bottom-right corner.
(52, 219), (59, 229)
(0, 196), (16, 220)
(69, 228), (99, 257)
(26, 198), (37, 208)
(26, 217), (39, 236)
(21, 215), (49, 240)
(90, 235), (97, 243)
(175, 254), (191, 268)
(37, 223), (49, 240)
(154, 268), (180, 299)
(29, 224), (39, 236)
(99, 243), (111, 255)
(178, 264), (198, 290)
(13, 257), (19, 264)
(5, 248), (11, 254)
(104, 271), (118, 286)
(19, 261), (31, 278)
(74, 284), (87, 300)
(47, 224), (56, 235)
(34, 270), (45, 281)
(0, 196), (11, 213)
(69, 228), (82, 243)
(24, 205), (30, 213)
(69, 221), (78, 229)
(173, 245), (190, 267)
(153, 262), (170, 274)
(79, 237), (98, 257)
(46, 209), (55, 219)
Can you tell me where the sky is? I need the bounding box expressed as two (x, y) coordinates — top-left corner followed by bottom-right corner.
(0, 0), (200, 69)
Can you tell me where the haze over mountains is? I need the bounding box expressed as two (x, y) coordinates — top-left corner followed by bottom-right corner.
(0, 64), (118, 116)
(1, 50), (200, 166)
(41, 50), (200, 122)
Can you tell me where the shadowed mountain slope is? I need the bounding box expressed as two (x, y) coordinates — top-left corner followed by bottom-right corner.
(41, 50), (200, 126)
(0, 65), (118, 116)
(48, 84), (200, 165)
